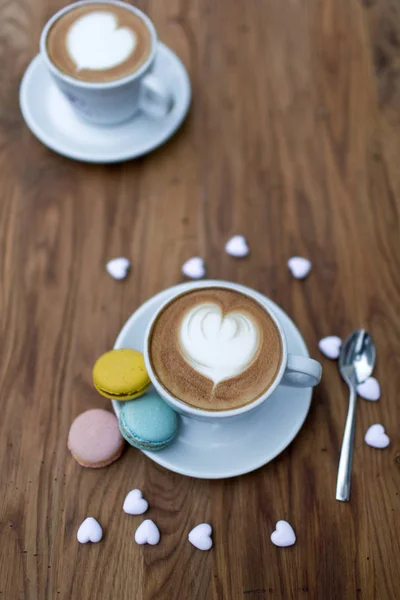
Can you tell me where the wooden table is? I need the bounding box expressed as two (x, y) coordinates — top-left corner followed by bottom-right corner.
(1, 0), (399, 598)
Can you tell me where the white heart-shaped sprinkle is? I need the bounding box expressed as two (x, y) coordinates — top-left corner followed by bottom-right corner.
(270, 520), (296, 547)
(181, 257), (205, 279)
(188, 523), (213, 551)
(134, 519), (160, 545)
(357, 377), (380, 401)
(318, 336), (342, 359)
(225, 235), (250, 258)
(106, 257), (131, 280)
(123, 489), (148, 515)
(288, 257), (312, 279)
(364, 424), (390, 448)
(77, 517), (103, 544)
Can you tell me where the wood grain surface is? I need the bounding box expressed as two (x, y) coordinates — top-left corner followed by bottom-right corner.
(1, 0), (399, 598)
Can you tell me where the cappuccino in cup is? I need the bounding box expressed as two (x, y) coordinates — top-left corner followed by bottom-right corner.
(40, 1), (173, 125)
(149, 288), (283, 411)
(46, 2), (152, 83)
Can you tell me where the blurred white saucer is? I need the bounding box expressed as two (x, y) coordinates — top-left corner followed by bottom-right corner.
(19, 43), (191, 163)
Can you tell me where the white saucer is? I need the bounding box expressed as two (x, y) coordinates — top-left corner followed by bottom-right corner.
(19, 43), (191, 163)
(112, 282), (313, 479)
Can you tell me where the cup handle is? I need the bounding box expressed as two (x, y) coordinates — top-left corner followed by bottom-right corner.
(281, 354), (322, 387)
(139, 74), (173, 119)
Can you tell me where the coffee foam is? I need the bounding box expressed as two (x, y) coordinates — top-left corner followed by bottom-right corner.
(67, 12), (136, 71)
(46, 4), (152, 83)
(149, 288), (283, 411)
(179, 303), (260, 384)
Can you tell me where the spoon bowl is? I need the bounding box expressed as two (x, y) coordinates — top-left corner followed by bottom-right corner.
(339, 329), (376, 384)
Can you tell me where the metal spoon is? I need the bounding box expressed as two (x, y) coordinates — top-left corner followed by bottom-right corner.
(336, 329), (376, 502)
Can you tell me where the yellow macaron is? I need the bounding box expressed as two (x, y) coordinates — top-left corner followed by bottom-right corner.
(93, 349), (151, 401)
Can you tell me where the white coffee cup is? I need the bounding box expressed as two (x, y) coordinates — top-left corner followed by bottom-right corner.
(40, 0), (173, 125)
(144, 281), (322, 421)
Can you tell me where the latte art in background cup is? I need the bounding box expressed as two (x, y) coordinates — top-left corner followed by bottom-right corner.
(144, 282), (322, 418)
(46, 3), (152, 83)
(40, 1), (173, 124)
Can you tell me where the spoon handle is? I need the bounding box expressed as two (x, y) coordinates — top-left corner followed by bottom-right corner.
(336, 382), (357, 501)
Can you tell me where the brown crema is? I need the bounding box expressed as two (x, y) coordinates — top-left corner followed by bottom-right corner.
(149, 288), (283, 411)
(46, 3), (152, 83)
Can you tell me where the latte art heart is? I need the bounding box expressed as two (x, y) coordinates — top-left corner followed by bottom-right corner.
(67, 12), (136, 71)
(179, 303), (260, 384)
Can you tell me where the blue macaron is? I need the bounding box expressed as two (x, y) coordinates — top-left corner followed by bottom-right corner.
(118, 393), (179, 452)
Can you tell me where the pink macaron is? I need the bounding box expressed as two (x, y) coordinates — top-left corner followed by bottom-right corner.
(68, 409), (125, 468)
